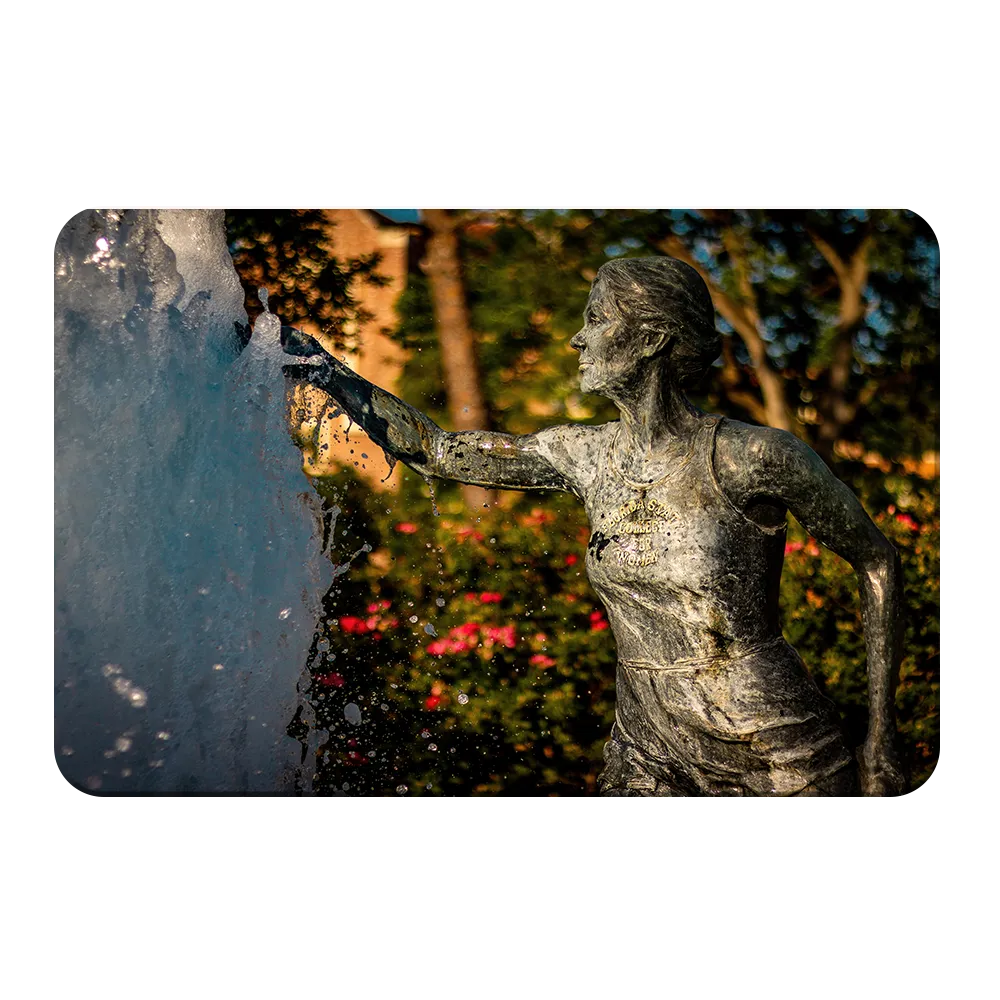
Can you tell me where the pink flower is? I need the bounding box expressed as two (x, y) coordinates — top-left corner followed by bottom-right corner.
(394, 522), (418, 534)
(530, 654), (556, 668)
(895, 513), (919, 532)
(479, 591), (503, 604)
(456, 527), (485, 542)
(425, 695), (441, 710)
(784, 541), (804, 555)
(316, 672), (345, 688)
(366, 600), (391, 613)
(427, 640), (449, 656)
(564, 554), (579, 567)
(591, 620), (609, 632)
(463, 592), (478, 602)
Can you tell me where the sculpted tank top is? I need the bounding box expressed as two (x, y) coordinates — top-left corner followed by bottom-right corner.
(583, 415), (786, 665)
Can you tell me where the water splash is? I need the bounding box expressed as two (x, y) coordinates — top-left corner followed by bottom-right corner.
(55, 210), (331, 794)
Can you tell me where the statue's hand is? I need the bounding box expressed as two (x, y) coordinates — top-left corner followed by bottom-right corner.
(858, 737), (906, 797)
(280, 327), (340, 385)
(280, 325), (330, 359)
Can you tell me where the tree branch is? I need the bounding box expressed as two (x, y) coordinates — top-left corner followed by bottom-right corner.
(656, 232), (793, 432)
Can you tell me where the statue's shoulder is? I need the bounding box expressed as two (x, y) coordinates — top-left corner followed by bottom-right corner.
(715, 417), (819, 466)
(532, 422), (615, 494)
(713, 416), (828, 497)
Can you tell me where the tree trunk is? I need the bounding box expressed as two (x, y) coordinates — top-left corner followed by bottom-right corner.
(421, 209), (497, 511)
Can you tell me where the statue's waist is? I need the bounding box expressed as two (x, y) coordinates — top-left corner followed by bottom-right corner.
(616, 635), (789, 674)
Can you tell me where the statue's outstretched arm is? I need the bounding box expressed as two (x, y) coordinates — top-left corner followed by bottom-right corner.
(283, 346), (585, 495)
(717, 425), (905, 796)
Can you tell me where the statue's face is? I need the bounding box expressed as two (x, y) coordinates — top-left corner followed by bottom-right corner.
(570, 283), (641, 397)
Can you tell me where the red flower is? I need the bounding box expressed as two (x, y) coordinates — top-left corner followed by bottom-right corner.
(520, 508), (556, 527)
(589, 610), (605, 623)
(483, 624), (516, 648)
(316, 672), (345, 688)
(895, 513), (919, 532)
(425, 695), (442, 710)
(464, 592), (478, 602)
(366, 600), (391, 613)
(338, 616), (369, 634)
(530, 654), (556, 668)
(456, 527), (486, 543)
(784, 541), (804, 555)
(451, 622), (480, 638)
(427, 640), (449, 656)
(564, 554), (579, 567)
(479, 591), (503, 604)
(591, 620), (609, 632)
(394, 522), (418, 534)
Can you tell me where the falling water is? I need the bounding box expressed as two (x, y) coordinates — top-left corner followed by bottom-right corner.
(54, 209), (331, 793)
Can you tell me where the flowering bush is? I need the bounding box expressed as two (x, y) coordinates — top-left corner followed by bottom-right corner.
(301, 470), (939, 795)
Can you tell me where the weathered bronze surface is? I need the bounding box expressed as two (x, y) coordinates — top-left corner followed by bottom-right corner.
(285, 256), (904, 796)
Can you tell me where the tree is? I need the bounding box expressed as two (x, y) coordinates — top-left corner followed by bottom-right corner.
(420, 209), (496, 511)
(225, 209), (387, 348)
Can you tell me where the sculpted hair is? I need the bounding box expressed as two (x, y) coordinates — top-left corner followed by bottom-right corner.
(596, 256), (720, 385)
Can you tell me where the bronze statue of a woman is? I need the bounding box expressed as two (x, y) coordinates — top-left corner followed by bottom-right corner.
(284, 256), (904, 796)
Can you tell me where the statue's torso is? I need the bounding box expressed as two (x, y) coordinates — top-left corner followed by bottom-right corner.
(582, 415), (786, 666)
(579, 416), (853, 795)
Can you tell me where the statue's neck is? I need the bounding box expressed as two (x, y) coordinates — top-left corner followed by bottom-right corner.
(610, 366), (701, 458)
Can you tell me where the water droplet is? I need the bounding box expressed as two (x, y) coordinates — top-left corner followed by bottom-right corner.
(428, 743), (438, 751)
(213, 663), (224, 671)
(435, 598), (446, 607)
(409, 615), (419, 624)
(278, 607), (291, 620)
(155, 731), (171, 740)
(60, 746), (74, 756)
(115, 737), (132, 753)
(457, 693), (469, 705)
(424, 623), (438, 636)
(344, 703), (362, 726)
(420, 729), (431, 739)
(396, 785), (408, 795)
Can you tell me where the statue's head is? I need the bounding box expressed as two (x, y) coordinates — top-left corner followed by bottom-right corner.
(571, 256), (719, 398)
